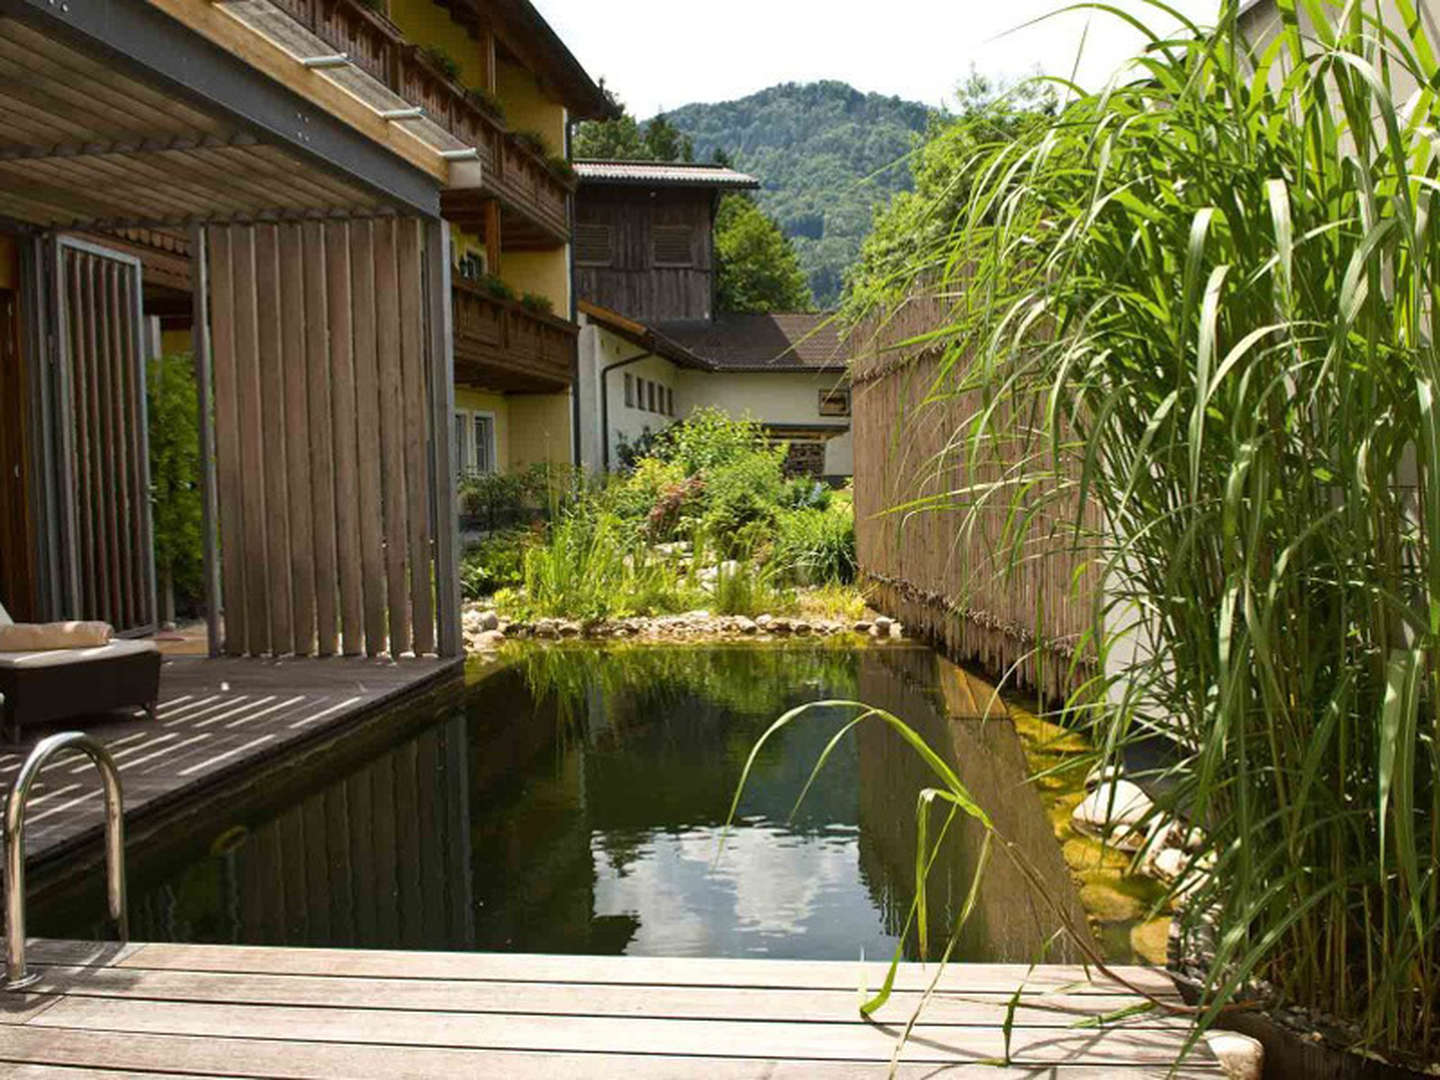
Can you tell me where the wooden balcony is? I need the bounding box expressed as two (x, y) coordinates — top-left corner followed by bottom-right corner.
(268, 0), (574, 243)
(452, 280), (577, 392)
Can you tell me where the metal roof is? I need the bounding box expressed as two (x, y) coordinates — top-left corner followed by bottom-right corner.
(573, 161), (760, 190)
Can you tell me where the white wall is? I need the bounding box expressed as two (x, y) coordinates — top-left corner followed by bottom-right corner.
(676, 369), (853, 476)
(576, 321), (681, 471)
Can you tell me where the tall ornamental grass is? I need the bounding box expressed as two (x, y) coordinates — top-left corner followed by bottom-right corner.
(887, 0), (1440, 1063)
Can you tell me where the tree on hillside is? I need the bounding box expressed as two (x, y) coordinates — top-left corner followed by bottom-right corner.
(714, 194), (813, 313)
(841, 71), (1054, 321)
(573, 86), (694, 162)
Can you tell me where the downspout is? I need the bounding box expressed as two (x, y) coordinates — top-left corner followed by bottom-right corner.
(599, 347), (652, 472)
(565, 116), (582, 470)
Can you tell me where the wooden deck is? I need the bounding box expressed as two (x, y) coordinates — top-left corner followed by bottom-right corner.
(0, 940), (1222, 1077)
(0, 656), (461, 862)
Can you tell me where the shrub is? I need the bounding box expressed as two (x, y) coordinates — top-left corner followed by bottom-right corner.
(519, 292), (554, 316)
(475, 272), (514, 301)
(699, 446), (787, 548)
(651, 407), (769, 474)
(460, 529), (531, 599)
(510, 129), (550, 158)
(420, 45), (461, 82)
(771, 505), (855, 586)
(466, 86), (504, 121)
(147, 353), (203, 615)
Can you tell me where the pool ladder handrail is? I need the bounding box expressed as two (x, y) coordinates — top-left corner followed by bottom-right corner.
(4, 732), (128, 990)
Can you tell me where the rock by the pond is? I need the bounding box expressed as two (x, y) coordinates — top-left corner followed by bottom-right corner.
(736, 617), (758, 634)
(889, 622), (905, 638)
(1071, 779), (1154, 840)
(756, 614), (773, 629)
(769, 618), (793, 634)
(793, 621), (812, 635)
(853, 620), (872, 633)
(873, 614), (894, 631)
(558, 621), (581, 637)
(1203, 1031), (1263, 1080)
(471, 629), (505, 649)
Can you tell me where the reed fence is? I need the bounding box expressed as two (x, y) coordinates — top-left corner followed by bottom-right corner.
(849, 286), (1096, 702)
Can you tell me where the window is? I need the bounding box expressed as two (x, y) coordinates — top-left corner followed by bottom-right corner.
(624, 372), (634, 407)
(818, 388), (852, 417)
(474, 414), (496, 473)
(454, 412), (471, 477)
(574, 223), (613, 266)
(647, 381), (657, 412)
(652, 225), (694, 267)
(665, 387), (674, 417)
(456, 251), (486, 281)
(454, 409), (498, 474)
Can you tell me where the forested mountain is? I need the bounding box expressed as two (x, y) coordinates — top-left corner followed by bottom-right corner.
(661, 82), (936, 307)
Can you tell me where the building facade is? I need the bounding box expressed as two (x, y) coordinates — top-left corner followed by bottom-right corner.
(572, 162), (853, 480)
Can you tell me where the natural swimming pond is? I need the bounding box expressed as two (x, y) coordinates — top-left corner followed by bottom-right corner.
(42, 644), (1110, 963)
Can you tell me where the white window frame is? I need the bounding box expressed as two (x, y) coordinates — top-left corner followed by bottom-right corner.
(455, 408), (499, 474)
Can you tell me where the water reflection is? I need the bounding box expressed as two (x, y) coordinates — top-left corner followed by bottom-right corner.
(45, 644), (1092, 963)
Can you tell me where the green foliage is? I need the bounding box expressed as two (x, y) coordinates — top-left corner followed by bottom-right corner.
(572, 85), (695, 162)
(460, 528), (531, 599)
(519, 292), (554, 316)
(419, 45), (461, 82)
(457, 463), (571, 529)
(466, 86), (505, 121)
(473, 272), (514, 301)
(772, 499), (856, 586)
(147, 353), (203, 612)
(714, 194), (814, 313)
(665, 81), (936, 306)
(908, 0), (1440, 1064)
(510, 129), (551, 158)
(843, 71), (1055, 321)
(484, 409), (858, 620)
(545, 156), (576, 185)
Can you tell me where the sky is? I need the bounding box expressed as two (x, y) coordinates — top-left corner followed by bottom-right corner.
(537, 0), (1223, 118)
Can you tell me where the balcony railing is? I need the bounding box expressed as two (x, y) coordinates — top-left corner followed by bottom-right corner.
(452, 280), (577, 392)
(272, 0), (574, 241)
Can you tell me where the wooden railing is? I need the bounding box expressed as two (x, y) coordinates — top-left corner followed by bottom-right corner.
(267, 0), (573, 240)
(452, 280), (576, 391)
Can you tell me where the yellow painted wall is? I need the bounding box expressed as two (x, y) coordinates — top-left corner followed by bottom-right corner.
(160, 329), (193, 356)
(507, 391), (571, 468)
(388, 0), (484, 85)
(495, 58), (566, 149)
(502, 249), (569, 312)
(455, 387), (510, 469)
(451, 224), (487, 272)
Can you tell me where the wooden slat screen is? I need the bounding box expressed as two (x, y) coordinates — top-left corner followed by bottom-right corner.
(56, 241), (155, 634)
(850, 288), (1095, 702)
(206, 219), (438, 658)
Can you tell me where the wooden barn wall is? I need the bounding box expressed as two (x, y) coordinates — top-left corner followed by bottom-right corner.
(206, 219), (437, 659)
(573, 186), (713, 323)
(851, 290), (1095, 701)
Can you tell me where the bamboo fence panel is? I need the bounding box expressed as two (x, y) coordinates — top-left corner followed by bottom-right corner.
(851, 287), (1095, 701)
(204, 220), (440, 660)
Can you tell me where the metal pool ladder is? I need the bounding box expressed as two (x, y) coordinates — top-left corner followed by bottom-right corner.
(3, 732), (128, 990)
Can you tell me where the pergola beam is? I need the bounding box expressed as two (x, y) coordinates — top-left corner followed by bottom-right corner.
(0, 133), (258, 163)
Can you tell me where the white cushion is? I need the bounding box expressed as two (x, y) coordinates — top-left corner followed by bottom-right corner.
(0, 638), (159, 670)
(0, 600), (11, 627)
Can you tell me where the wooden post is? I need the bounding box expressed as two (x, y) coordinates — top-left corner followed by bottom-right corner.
(189, 225), (222, 657)
(425, 219), (461, 658)
(483, 200), (501, 276)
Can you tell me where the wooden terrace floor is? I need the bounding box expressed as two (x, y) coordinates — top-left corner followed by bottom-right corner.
(0, 656), (461, 862)
(0, 940), (1222, 1077)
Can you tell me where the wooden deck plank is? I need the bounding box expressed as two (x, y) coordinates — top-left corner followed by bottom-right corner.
(16, 995), (1207, 1065)
(0, 1027), (1223, 1079)
(1, 656), (459, 861)
(18, 965), (1192, 1028)
(105, 944), (1181, 997)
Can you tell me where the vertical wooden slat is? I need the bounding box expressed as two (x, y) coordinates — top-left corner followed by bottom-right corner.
(398, 220), (434, 653)
(345, 767), (377, 946)
(374, 219), (411, 656)
(393, 740), (423, 946)
(279, 224), (316, 656)
(300, 793), (332, 943)
(86, 256), (117, 625)
(105, 263), (134, 629)
(254, 224), (294, 654)
(67, 252), (98, 621)
(232, 226), (271, 656)
(190, 226), (223, 655)
(415, 728), (444, 947)
(302, 222), (338, 657)
(323, 782), (355, 945)
(278, 804), (310, 944)
(424, 220), (461, 657)
(207, 227), (247, 655)
(121, 263), (152, 629)
(348, 219), (386, 656)
(325, 225), (364, 656)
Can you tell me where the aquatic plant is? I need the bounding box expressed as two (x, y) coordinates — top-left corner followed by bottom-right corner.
(843, 0), (1440, 1066)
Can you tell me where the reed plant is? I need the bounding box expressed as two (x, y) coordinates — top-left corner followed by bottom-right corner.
(862, 0), (1440, 1063)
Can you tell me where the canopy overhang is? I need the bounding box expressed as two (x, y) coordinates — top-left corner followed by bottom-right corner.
(0, 0), (447, 228)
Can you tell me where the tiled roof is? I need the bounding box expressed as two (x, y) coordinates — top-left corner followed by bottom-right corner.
(655, 314), (847, 372)
(574, 161), (761, 190)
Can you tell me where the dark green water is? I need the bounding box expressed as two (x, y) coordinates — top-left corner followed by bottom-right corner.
(42, 644), (1089, 961)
